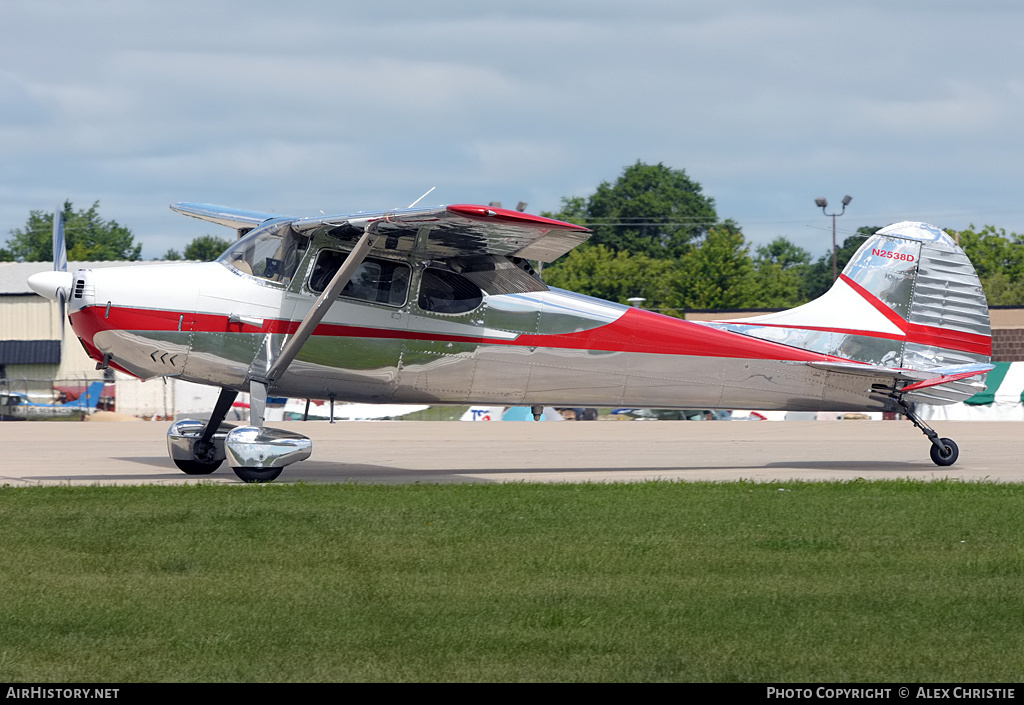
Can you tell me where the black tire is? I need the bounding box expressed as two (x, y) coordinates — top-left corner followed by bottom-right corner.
(232, 466), (283, 483)
(929, 438), (959, 467)
(173, 458), (222, 475)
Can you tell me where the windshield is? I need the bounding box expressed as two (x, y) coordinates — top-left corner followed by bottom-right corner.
(219, 222), (308, 285)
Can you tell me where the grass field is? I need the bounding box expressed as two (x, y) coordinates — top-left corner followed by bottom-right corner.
(1, 480), (1023, 682)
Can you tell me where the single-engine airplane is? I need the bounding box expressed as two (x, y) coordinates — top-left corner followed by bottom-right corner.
(28, 201), (993, 482)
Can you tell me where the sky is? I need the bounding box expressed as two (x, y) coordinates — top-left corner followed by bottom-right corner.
(3, 0), (1024, 260)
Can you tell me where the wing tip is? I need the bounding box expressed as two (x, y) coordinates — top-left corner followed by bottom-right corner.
(170, 203), (285, 230)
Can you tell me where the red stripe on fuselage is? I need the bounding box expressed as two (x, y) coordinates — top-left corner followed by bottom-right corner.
(70, 304), (846, 362)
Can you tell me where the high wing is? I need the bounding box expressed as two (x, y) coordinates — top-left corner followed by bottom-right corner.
(172, 202), (591, 263)
(292, 204), (591, 262)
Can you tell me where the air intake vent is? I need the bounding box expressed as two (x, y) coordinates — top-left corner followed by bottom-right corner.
(73, 279), (85, 299)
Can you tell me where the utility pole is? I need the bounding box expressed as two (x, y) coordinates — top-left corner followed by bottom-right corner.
(815, 195), (852, 281)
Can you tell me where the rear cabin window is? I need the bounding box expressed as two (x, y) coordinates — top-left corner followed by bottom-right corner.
(308, 250), (410, 307)
(417, 268), (483, 314)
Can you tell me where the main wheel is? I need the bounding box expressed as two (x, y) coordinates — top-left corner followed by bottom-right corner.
(929, 438), (959, 467)
(232, 466), (284, 483)
(173, 458), (222, 475)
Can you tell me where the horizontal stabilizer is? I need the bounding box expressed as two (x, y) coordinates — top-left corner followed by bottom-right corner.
(807, 360), (993, 405)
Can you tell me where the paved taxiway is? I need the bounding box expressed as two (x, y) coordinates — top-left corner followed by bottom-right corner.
(0, 420), (1021, 486)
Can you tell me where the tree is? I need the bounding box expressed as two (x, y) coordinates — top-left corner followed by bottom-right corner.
(951, 225), (1024, 305)
(542, 244), (680, 313)
(3, 201), (141, 262)
(953, 225), (1024, 281)
(184, 235), (233, 261)
(752, 237), (811, 308)
(546, 161), (718, 259)
(754, 237), (811, 271)
(672, 222), (757, 309)
(800, 227), (879, 301)
(161, 235), (233, 261)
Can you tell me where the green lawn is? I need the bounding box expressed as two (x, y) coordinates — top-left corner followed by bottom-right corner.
(1, 480), (1022, 682)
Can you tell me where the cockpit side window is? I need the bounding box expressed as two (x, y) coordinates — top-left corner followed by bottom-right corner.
(417, 268), (483, 314)
(308, 249), (410, 307)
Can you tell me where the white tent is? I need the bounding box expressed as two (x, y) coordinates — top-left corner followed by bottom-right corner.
(918, 362), (1024, 421)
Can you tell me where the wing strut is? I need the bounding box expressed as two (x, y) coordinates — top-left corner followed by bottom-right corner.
(248, 223), (380, 426)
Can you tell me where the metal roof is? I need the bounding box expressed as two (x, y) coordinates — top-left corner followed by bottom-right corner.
(0, 339), (61, 364)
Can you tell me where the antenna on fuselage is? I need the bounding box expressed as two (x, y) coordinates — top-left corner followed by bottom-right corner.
(407, 186), (436, 209)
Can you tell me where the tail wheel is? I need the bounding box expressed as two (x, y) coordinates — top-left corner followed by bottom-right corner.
(233, 466), (284, 483)
(929, 438), (959, 467)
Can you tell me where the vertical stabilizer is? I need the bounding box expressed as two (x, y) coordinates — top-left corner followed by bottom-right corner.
(707, 222), (991, 375)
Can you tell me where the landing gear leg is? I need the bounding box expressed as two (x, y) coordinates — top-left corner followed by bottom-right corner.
(890, 394), (959, 467)
(224, 381), (311, 483)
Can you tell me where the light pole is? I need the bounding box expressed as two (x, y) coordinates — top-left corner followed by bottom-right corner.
(815, 195), (852, 281)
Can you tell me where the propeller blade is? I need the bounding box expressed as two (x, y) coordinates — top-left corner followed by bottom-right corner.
(57, 290), (66, 343)
(53, 206), (67, 340)
(53, 207), (67, 272)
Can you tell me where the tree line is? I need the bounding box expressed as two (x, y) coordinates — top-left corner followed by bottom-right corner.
(541, 161), (1024, 311)
(4, 173), (1024, 310)
(0, 201), (230, 263)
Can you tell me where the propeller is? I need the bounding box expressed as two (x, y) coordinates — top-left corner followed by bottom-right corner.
(53, 206), (68, 340)
(26, 206), (72, 340)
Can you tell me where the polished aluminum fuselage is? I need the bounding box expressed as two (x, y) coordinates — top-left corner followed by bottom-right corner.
(67, 256), (898, 414)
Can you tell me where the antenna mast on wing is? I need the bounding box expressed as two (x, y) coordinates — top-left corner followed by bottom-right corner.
(407, 186), (436, 209)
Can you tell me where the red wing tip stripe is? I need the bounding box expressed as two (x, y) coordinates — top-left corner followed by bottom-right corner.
(447, 204), (590, 232)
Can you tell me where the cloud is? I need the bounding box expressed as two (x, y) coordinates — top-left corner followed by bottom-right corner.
(2, 1), (1024, 259)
